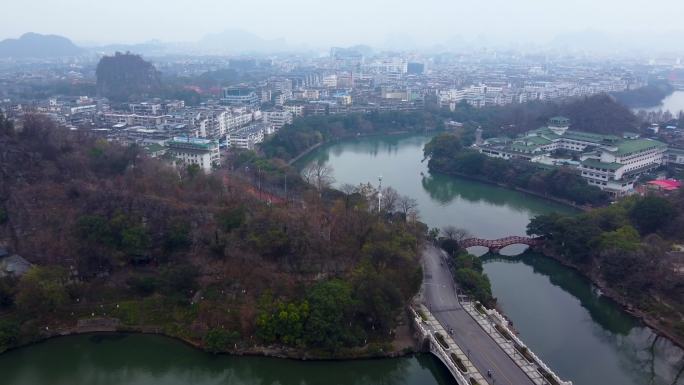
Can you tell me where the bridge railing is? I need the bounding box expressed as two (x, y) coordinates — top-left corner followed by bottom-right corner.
(461, 236), (542, 249)
(410, 306), (483, 385)
(477, 303), (572, 385)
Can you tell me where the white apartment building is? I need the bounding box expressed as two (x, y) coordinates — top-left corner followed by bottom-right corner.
(167, 137), (221, 173)
(219, 110), (253, 135)
(130, 102), (162, 115)
(578, 139), (666, 197)
(284, 104), (304, 117)
(322, 74), (338, 88)
(227, 124), (266, 150)
(102, 113), (169, 128)
(263, 110), (293, 130)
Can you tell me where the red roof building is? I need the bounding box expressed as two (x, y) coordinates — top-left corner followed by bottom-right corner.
(646, 179), (682, 191)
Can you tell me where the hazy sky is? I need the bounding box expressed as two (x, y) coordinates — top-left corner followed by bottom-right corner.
(3, 0), (684, 46)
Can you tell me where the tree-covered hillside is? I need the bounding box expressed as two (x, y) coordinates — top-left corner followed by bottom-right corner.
(0, 114), (424, 355)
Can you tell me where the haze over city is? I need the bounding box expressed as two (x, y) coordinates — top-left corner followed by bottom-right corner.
(2, 2), (684, 385)
(3, 0), (684, 51)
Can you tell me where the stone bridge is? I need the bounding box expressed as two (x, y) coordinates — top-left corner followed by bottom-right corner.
(460, 236), (542, 253)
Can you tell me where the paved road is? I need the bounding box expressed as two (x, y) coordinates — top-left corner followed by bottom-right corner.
(422, 244), (534, 385)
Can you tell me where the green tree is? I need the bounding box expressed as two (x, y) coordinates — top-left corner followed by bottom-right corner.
(304, 280), (360, 350)
(353, 267), (402, 333)
(423, 134), (462, 160)
(159, 264), (199, 298)
(598, 225), (641, 253)
(203, 328), (240, 353)
(629, 196), (675, 235)
(216, 206), (246, 232)
(163, 220), (191, 253)
(455, 268), (493, 306)
(0, 319), (19, 351)
(255, 295), (310, 346)
(75, 215), (115, 247)
(186, 164), (201, 179)
(15, 266), (69, 316)
(121, 225), (150, 259)
(526, 213), (562, 237)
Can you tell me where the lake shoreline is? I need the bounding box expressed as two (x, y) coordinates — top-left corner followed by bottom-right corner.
(531, 246), (684, 351)
(293, 133), (591, 212)
(0, 309), (422, 361)
(287, 129), (439, 166)
(429, 169), (593, 212)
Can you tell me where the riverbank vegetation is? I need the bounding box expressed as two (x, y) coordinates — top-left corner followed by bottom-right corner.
(436, 93), (639, 141)
(423, 134), (609, 206)
(260, 93), (639, 165)
(261, 111), (443, 161)
(610, 80), (675, 108)
(527, 193), (684, 343)
(0, 114), (425, 356)
(437, 230), (495, 307)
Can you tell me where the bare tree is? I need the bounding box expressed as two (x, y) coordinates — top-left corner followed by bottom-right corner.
(339, 183), (358, 195)
(441, 226), (471, 242)
(397, 195), (418, 217)
(380, 187), (400, 212)
(302, 162), (335, 192)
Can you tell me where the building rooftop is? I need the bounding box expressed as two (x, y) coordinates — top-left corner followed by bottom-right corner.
(563, 130), (621, 144)
(549, 116), (570, 125)
(143, 143), (165, 153)
(168, 137), (218, 150)
(523, 136), (552, 145)
(581, 158), (624, 171)
(612, 139), (666, 156)
(647, 179), (681, 191)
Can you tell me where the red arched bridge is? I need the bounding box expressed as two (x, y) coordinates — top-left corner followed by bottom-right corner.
(460, 236), (542, 253)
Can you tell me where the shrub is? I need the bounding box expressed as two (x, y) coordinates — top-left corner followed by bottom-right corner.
(450, 352), (468, 372)
(538, 367), (560, 385)
(418, 309), (428, 322)
(204, 328), (240, 353)
(435, 332), (449, 349)
(495, 324), (512, 340)
(516, 345), (534, 363)
(126, 275), (159, 296)
(0, 319), (19, 351)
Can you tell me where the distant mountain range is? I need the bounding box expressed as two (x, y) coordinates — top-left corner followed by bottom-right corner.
(0, 33), (84, 58)
(3, 29), (684, 58)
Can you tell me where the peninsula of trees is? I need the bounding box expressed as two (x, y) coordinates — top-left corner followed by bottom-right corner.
(0, 114), (424, 356)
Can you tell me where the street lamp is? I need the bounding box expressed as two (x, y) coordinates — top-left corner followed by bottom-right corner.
(377, 175), (383, 212)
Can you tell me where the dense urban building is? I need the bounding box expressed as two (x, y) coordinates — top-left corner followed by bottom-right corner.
(167, 136), (221, 172)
